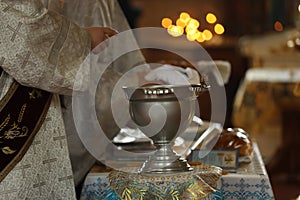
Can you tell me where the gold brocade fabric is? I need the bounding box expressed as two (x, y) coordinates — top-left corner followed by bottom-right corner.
(108, 164), (222, 200)
(294, 82), (300, 97)
(233, 79), (300, 159)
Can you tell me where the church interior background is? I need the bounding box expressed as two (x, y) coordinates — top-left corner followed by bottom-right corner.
(117, 0), (300, 199)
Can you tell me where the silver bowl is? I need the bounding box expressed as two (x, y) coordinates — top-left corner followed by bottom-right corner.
(123, 84), (208, 173)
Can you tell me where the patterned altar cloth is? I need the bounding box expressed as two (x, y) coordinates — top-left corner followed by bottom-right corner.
(108, 164), (221, 200)
(80, 168), (222, 200)
(80, 143), (274, 200)
(232, 67), (300, 160)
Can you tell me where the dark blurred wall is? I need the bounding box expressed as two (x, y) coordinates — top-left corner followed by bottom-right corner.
(131, 0), (297, 36)
(117, 0), (141, 28)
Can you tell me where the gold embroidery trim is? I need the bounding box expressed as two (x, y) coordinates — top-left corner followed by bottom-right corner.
(0, 81), (52, 182)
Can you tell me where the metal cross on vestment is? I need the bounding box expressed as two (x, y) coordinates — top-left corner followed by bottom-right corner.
(33, 174), (46, 196)
(0, 57), (5, 66)
(31, 140), (41, 154)
(14, 163), (31, 178)
(2, 1), (17, 12)
(16, 51), (37, 69)
(53, 130), (66, 149)
(7, 22), (24, 42)
(58, 168), (73, 188)
(0, 181), (18, 199)
(42, 150), (57, 172)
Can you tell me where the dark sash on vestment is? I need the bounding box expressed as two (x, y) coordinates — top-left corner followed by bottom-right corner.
(0, 80), (52, 182)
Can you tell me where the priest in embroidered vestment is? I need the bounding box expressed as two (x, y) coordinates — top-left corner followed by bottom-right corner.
(0, 0), (145, 199)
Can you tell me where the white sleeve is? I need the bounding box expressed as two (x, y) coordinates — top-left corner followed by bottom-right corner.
(0, 0), (91, 95)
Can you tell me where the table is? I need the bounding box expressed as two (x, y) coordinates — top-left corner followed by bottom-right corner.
(239, 29), (300, 68)
(218, 143), (274, 199)
(232, 67), (300, 176)
(79, 143), (274, 200)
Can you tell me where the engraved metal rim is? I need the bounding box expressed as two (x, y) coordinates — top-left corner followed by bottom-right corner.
(123, 84), (210, 101)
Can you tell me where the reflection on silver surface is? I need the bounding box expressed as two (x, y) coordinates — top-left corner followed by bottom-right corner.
(123, 84), (208, 173)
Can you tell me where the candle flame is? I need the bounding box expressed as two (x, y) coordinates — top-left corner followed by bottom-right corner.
(214, 23), (225, 34)
(186, 34), (195, 41)
(203, 29), (213, 41)
(274, 21), (283, 32)
(167, 25), (184, 37)
(186, 31), (200, 41)
(187, 18), (200, 29)
(185, 26), (197, 35)
(162, 11), (225, 43)
(206, 13), (217, 24)
(176, 18), (187, 28)
(298, 4), (300, 12)
(161, 18), (172, 28)
(180, 12), (191, 24)
(196, 32), (205, 43)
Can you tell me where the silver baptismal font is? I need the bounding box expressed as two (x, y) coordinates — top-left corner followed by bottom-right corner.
(123, 84), (208, 173)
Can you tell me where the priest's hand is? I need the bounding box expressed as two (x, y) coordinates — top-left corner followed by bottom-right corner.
(85, 27), (118, 49)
